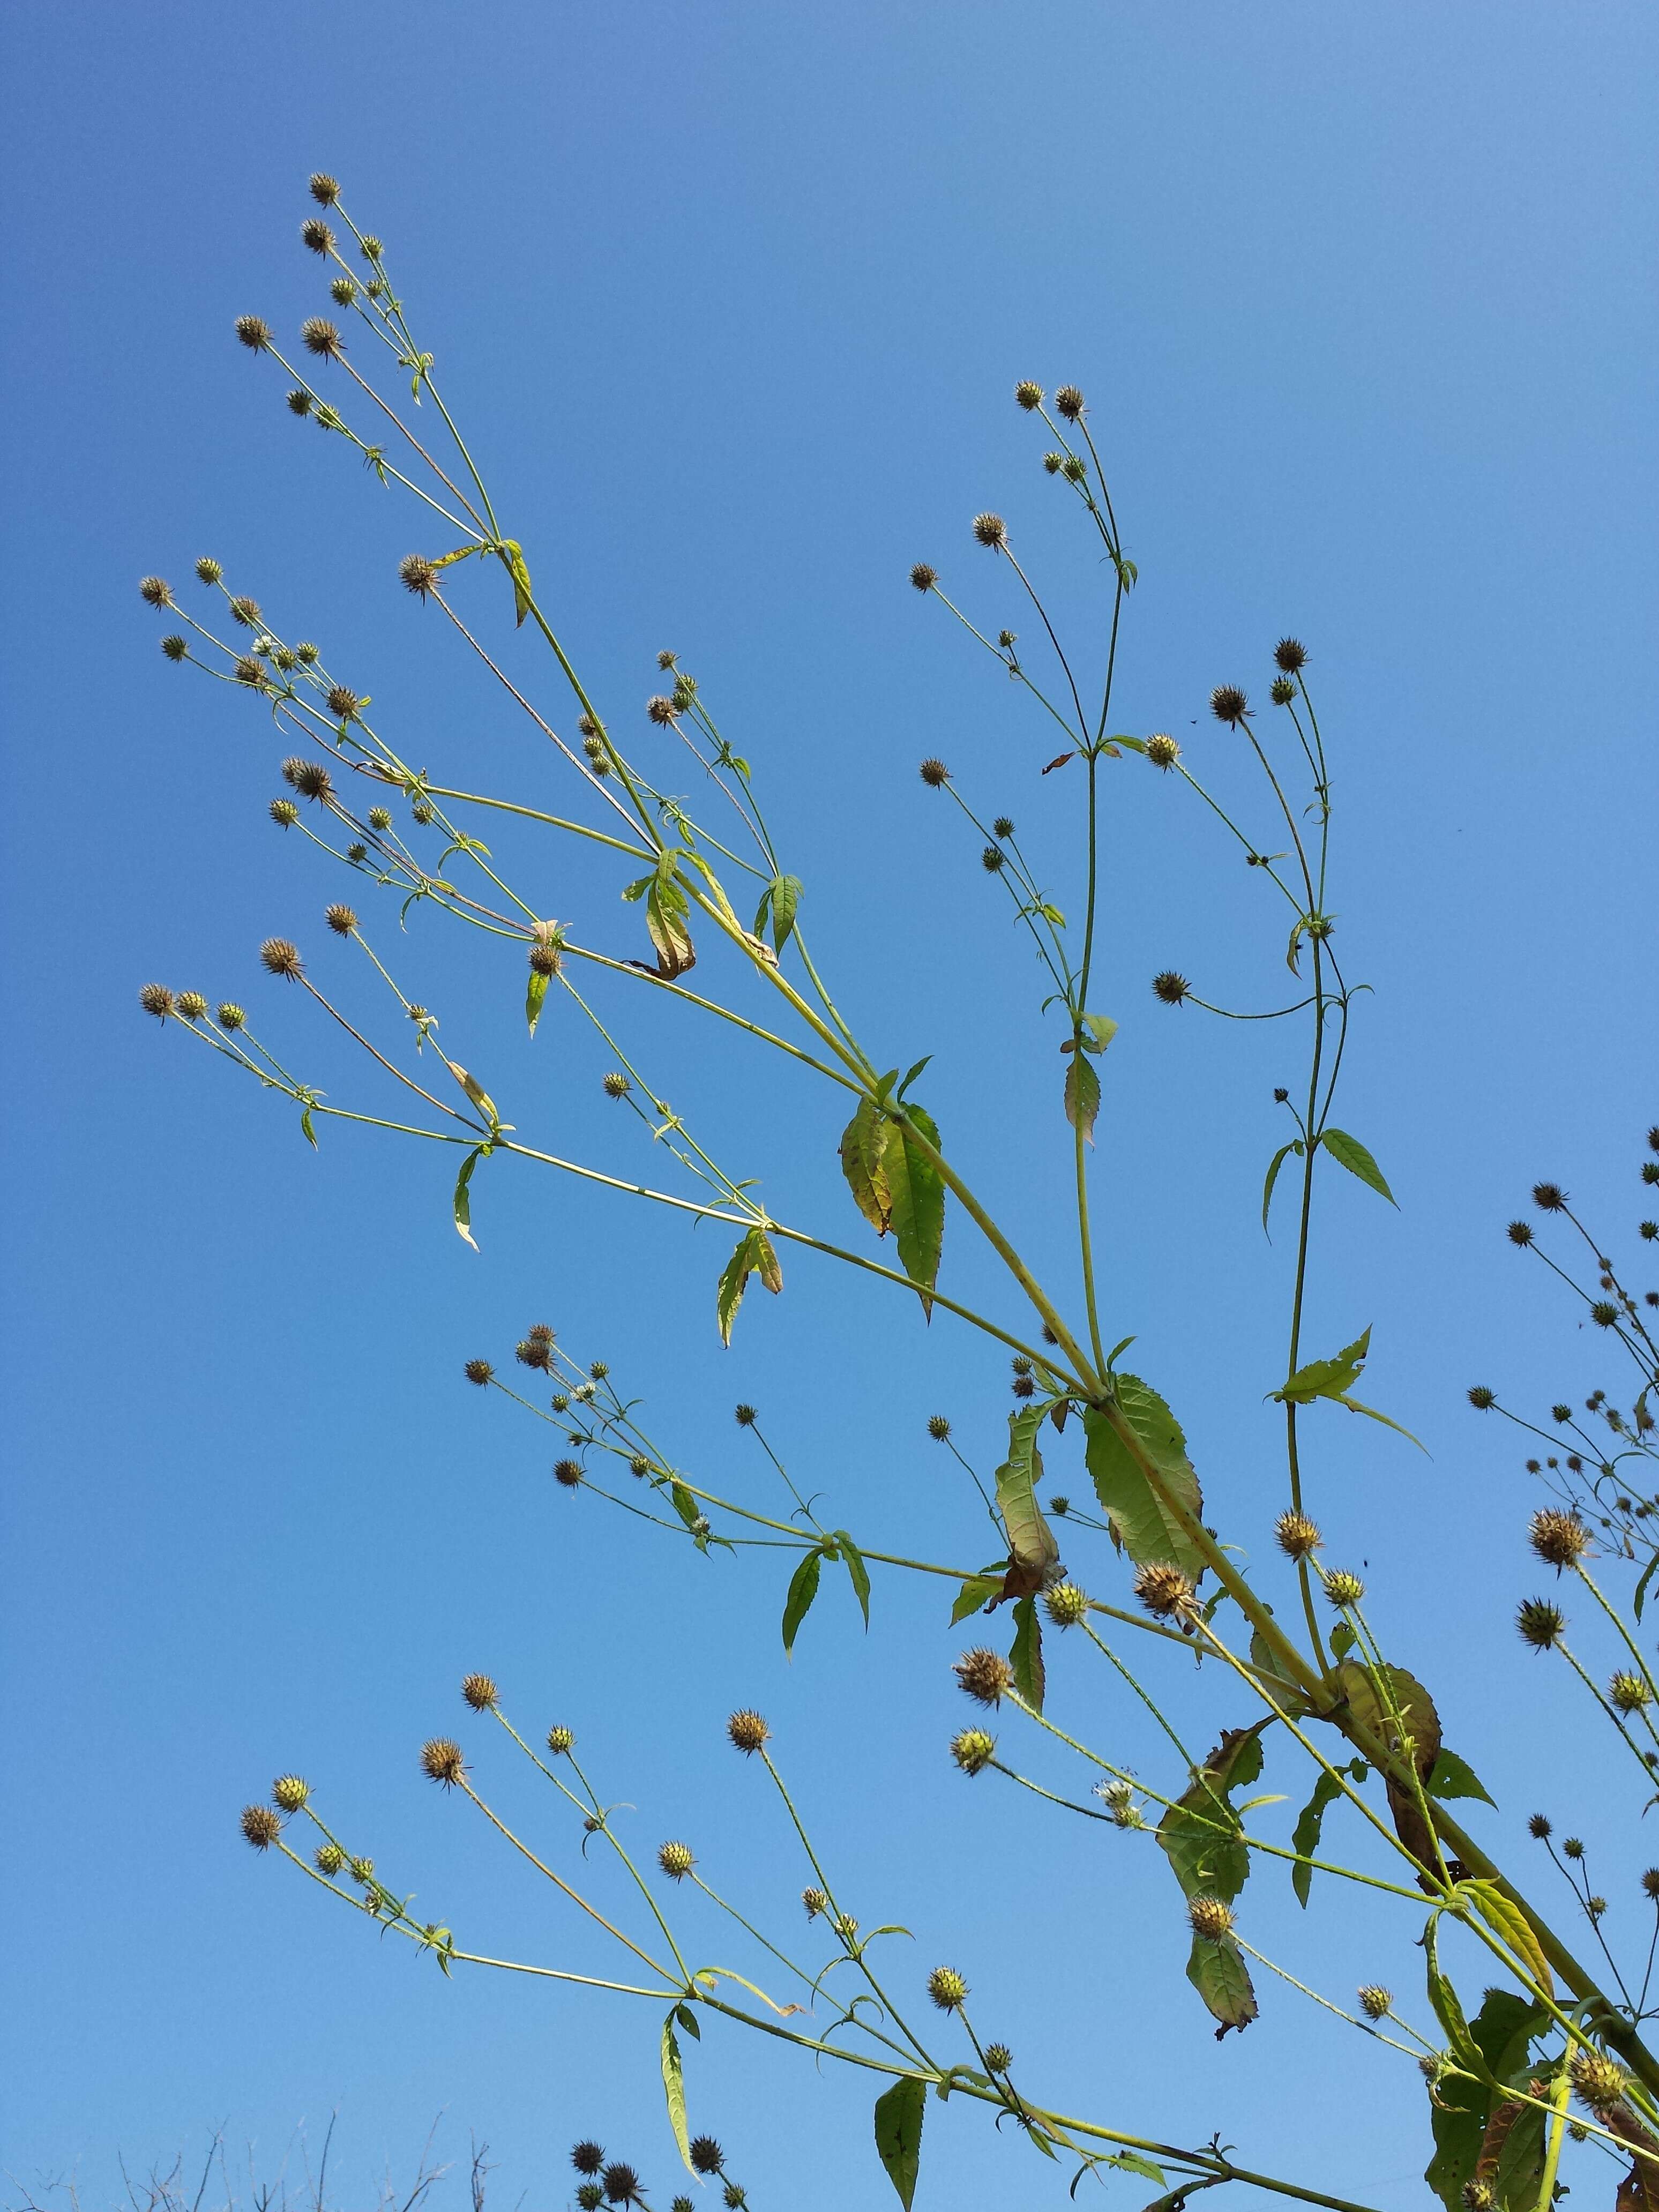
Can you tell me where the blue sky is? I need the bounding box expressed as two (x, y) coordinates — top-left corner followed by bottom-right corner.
(3, 3), (1657, 2207)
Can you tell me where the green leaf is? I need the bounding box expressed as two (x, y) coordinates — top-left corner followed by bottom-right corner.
(1320, 1126), (1396, 1205)
(1423, 1912), (1477, 2067)
(1078, 1013), (1118, 1054)
(1424, 1989), (1549, 2212)
(1275, 1328), (1372, 1404)
(674, 2002), (700, 2038)
(1261, 1139), (1304, 1236)
(833, 1530), (871, 1627)
(781, 1549), (824, 1656)
(1102, 2152), (1165, 2184)
(525, 966), (550, 1036)
(644, 877), (696, 977)
(668, 1482), (703, 1534)
(994, 1405), (1060, 1587)
(1157, 1722), (1269, 1905)
(1185, 1932), (1257, 2034)
(453, 1142), (490, 1250)
(1428, 1750), (1497, 1810)
(1336, 1394), (1429, 1452)
(872, 2075), (925, 2210)
(300, 1104), (318, 1149)
(1336, 1659), (1441, 1775)
(1290, 1769), (1344, 1907)
(1635, 1549), (1659, 1624)
(660, 2013), (692, 2170)
(950, 1574), (1002, 1625)
(1328, 1621), (1356, 1658)
(499, 539), (534, 626)
(752, 872), (802, 953)
(1008, 1594), (1045, 1711)
(1063, 1052), (1101, 1145)
(883, 1105), (945, 1316)
(896, 1057), (932, 1101)
(716, 1228), (783, 1345)
(839, 1097), (893, 1236)
(1466, 1879), (1553, 1998)
(1249, 1626), (1316, 1718)
(1082, 1379), (1207, 1583)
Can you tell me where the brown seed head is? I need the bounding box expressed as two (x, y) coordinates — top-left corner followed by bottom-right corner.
(301, 317), (342, 358)
(1532, 1182), (1567, 1211)
(282, 758), (335, 801)
(1209, 684), (1250, 726)
(1014, 380), (1043, 410)
(1134, 1561), (1195, 1618)
(1187, 1894), (1234, 1941)
(1053, 385), (1085, 420)
(259, 938), (303, 979)
(139, 574), (173, 608)
(233, 656), (267, 687)
(460, 1672), (497, 1712)
(571, 2144), (606, 2178)
(955, 1647), (1015, 1705)
(324, 903), (357, 937)
(139, 982), (175, 1020)
(645, 694), (678, 724)
(241, 1803), (282, 1850)
(1529, 1508), (1589, 1570)
(161, 633), (189, 660)
(727, 1708), (771, 1754)
(1152, 970), (1190, 1006)
(909, 562), (938, 593)
(420, 1737), (466, 1787)
(1274, 638), (1307, 673)
(325, 685), (360, 721)
(235, 315), (274, 353)
(554, 1460), (582, 1489)
(972, 512), (1007, 548)
(1275, 1510), (1321, 1560)
(301, 218), (335, 255)
(464, 1359), (494, 1386)
(688, 2138), (724, 2177)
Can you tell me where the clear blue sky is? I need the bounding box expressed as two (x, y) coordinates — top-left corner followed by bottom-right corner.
(3, 4), (1657, 2207)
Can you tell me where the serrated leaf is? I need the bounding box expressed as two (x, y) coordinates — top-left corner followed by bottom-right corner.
(753, 872), (802, 953)
(1637, 1549), (1659, 1624)
(499, 539), (533, 626)
(1064, 1052), (1101, 1144)
(995, 1404), (1059, 1587)
(1320, 1127), (1396, 1205)
(782, 1549), (824, 1656)
(1290, 1769), (1344, 1908)
(660, 2014), (692, 2169)
(1186, 1932), (1257, 2034)
(1008, 1593), (1045, 1710)
(873, 2075), (925, 2210)
(839, 1097), (893, 1235)
(1082, 1379), (1207, 1583)
(716, 1228), (783, 1345)
(1079, 1013), (1118, 1054)
(1249, 1627), (1316, 1718)
(950, 1574), (1002, 1625)
(1428, 1750), (1497, 1810)
(1158, 1722), (1269, 1905)
(1424, 1913), (1477, 2066)
(833, 1530), (871, 1626)
(1262, 1139), (1304, 1236)
(525, 966), (549, 1035)
(883, 1105), (945, 1316)
(1275, 1328), (1371, 1403)
(1467, 1880), (1553, 1998)
(453, 1142), (489, 1250)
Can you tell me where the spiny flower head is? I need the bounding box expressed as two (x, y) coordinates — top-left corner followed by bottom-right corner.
(928, 1414), (952, 1440)
(272, 1774), (310, 1812)
(602, 1071), (630, 1097)
(954, 1647), (1013, 1705)
(139, 983), (175, 1020)
(1528, 1813), (1552, 1839)
(571, 2144), (605, 2178)
(1467, 1386), (1496, 1410)
(1570, 2048), (1628, 2113)
(241, 1803), (282, 1849)
(326, 685), (360, 721)
(1146, 733), (1179, 769)
(195, 557), (223, 584)
(301, 217), (335, 255)
(1532, 1181), (1567, 1210)
(229, 595), (261, 627)
(399, 554), (437, 597)
(601, 2163), (642, 2206)
(1043, 1582), (1090, 1628)
(281, 757), (335, 799)
(420, 1737), (466, 1786)
(1506, 1220), (1534, 1246)
(1270, 676), (1296, 705)
(287, 389), (314, 416)
(547, 1725), (575, 1755)
(270, 799), (300, 828)
(1610, 1670), (1653, 1713)
(972, 512), (1007, 548)
(1274, 638), (1307, 672)
(802, 1886), (828, 1917)
(951, 1728), (996, 1775)
(234, 315), (273, 353)
(554, 1460), (582, 1489)
(161, 633), (189, 660)
(233, 656), (267, 687)
(464, 1359), (494, 1386)
(918, 757), (950, 787)
(983, 2042), (1013, 2071)
(727, 1708), (770, 1754)
(1053, 385), (1085, 420)
(259, 938), (303, 979)
(1209, 684), (1250, 726)
(331, 276), (358, 307)
(1187, 1894), (1234, 1941)
(1321, 1568), (1365, 1608)
(1133, 1561), (1194, 1618)
(1152, 970), (1190, 1006)
(324, 903), (357, 937)
(1516, 1597), (1566, 1650)
(1529, 1508), (1589, 1570)
(1357, 1984), (1392, 2020)
(460, 1673), (497, 1712)
(1275, 1511), (1321, 1559)
(645, 694), (678, 724)
(139, 574), (173, 608)
(217, 1003), (246, 1030)
(301, 317), (342, 359)
(689, 2138), (724, 2176)
(1014, 380), (1043, 410)
(175, 992), (208, 1021)
(657, 1840), (696, 1879)
(315, 1842), (346, 1875)
(926, 1965), (968, 2011)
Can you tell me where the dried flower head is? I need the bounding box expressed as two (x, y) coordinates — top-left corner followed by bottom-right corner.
(1014, 380), (1043, 410)
(161, 633), (189, 660)
(927, 1966), (968, 2011)
(324, 903), (357, 937)
(464, 1359), (494, 1386)
(287, 389), (314, 416)
(601, 2164), (641, 2207)
(1043, 1582), (1090, 1629)
(657, 1840), (696, 1879)
(420, 1737), (466, 1787)
(1529, 1508), (1589, 1570)
(139, 982), (176, 1020)
(1133, 1561), (1194, 1618)
(1146, 733), (1180, 769)
(918, 757), (950, 788)
(398, 553), (438, 599)
(241, 1804), (282, 1850)
(326, 685), (360, 721)
(233, 656), (267, 687)
(954, 1647), (1014, 1705)
(927, 1414), (952, 1440)
(234, 315), (274, 353)
(571, 2145), (605, 2178)
(1152, 971), (1190, 1005)
(727, 1709), (770, 1754)
(138, 574), (173, 608)
(972, 512), (1007, 548)
(1467, 1386), (1496, 1409)
(688, 2138), (724, 2177)
(951, 1728), (996, 1775)
(1532, 1182), (1567, 1211)
(1506, 1220), (1534, 1246)
(554, 1460), (582, 1489)
(301, 317), (342, 359)
(301, 217), (335, 255)
(1053, 385), (1085, 420)
(259, 938), (303, 979)
(600, 1071), (631, 1098)
(1209, 684), (1250, 726)
(1275, 1511), (1321, 1560)
(1187, 1895), (1234, 1941)
(1274, 638), (1307, 673)
(1321, 1568), (1366, 1608)
(646, 695), (678, 724)
(460, 1673), (497, 1712)
(282, 758), (335, 800)
(272, 1774), (310, 1811)
(1516, 1598), (1566, 1650)
(229, 595), (261, 627)
(801, 1886), (828, 1918)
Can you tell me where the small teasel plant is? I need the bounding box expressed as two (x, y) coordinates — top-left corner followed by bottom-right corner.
(138, 177), (1659, 2212)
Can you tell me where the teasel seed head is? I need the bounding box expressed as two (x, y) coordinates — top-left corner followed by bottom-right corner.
(324, 903), (357, 937)
(1014, 380), (1043, 410)
(1529, 1508), (1590, 1570)
(1187, 1894), (1234, 1941)
(217, 1003), (246, 1030)
(259, 938), (303, 979)
(1357, 1984), (1392, 2020)
(547, 1725), (574, 1755)
(1570, 2049), (1628, 2114)
(727, 1708), (770, 1754)
(1152, 970), (1190, 1005)
(1133, 1561), (1195, 1619)
(954, 1647), (1014, 1705)
(1209, 684), (1250, 727)
(464, 1359), (494, 1386)
(951, 1728), (996, 1775)
(175, 992), (208, 1021)
(972, 512), (1007, 548)
(241, 1804), (282, 1850)
(315, 1842), (345, 1875)
(1611, 1670), (1653, 1713)
(1043, 1581), (1090, 1629)
(420, 1737), (466, 1787)
(554, 1459), (582, 1489)
(1274, 638), (1307, 673)
(927, 1965), (968, 2011)
(270, 799), (300, 828)
(657, 1840), (696, 1879)
(1516, 1597), (1566, 1650)
(460, 1673), (497, 1712)
(1275, 1511), (1321, 1560)
(1321, 1568), (1365, 1607)
(139, 983), (175, 1020)
(272, 1774), (310, 1811)
(918, 757), (950, 787)
(301, 316), (342, 358)
(1146, 733), (1179, 769)
(928, 1414), (952, 1440)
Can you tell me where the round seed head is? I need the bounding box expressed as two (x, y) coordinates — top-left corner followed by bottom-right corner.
(951, 1728), (996, 1775)
(1043, 1581), (1090, 1629)
(601, 1071), (631, 1097)
(395, 552), (438, 599)
(259, 938), (303, 979)
(229, 595), (261, 627)
(1528, 1814), (1552, 1839)
(1570, 2049), (1628, 2114)
(1467, 1385), (1496, 1409)
(1321, 1568), (1365, 1608)
(1506, 1220), (1535, 1247)
(360, 235), (384, 261)
(464, 1359), (494, 1386)
(1043, 452), (1064, 473)
(645, 694), (678, 724)
(1516, 1598), (1566, 1649)
(1532, 1182), (1567, 1211)
(1014, 380), (1043, 410)
(1053, 385), (1085, 420)
(1642, 1869), (1659, 1898)
(515, 1333), (553, 1370)
(1564, 1837), (1585, 1859)
(918, 757), (950, 787)
(802, 1886), (828, 1917)
(330, 276), (358, 308)
(1591, 1299), (1620, 1327)
(727, 1708), (770, 1754)
(325, 684), (358, 721)
(195, 557), (223, 584)
(1357, 1984), (1392, 2020)
(301, 218), (334, 255)
(460, 1673), (497, 1712)
(315, 1842), (346, 1875)
(294, 641), (319, 663)
(367, 806), (392, 831)
(927, 1965), (968, 2011)
(972, 512), (1007, 548)
(657, 1840), (696, 1879)
(1275, 1511), (1321, 1560)
(270, 799), (300, 827)
(1529, 1508), (1590, 1570)
(571, 2144), (605, 2178)
(992, 816), (1015, 838)
(1152, 970), (1190, 1005)
(324, 903), (357, 937)
(1146, 733), (1180, 769)
(1274, 638), (1307, 672)
(161, 633), (189, 660)
(175, 992), (208, 1021)
(1187, 1894), (1234, 1941)
(286, 389), (314, 416)
(689, 2138), (724, 2177)
(420, 1737), (466, 1787)
(300, 317), (342, 358)
(139, 982), (175, 1020)
(554, 1460), (582, 1489)
(272, 1774), (310, 1811)
(217, 1003), (246, 1030)
(601, 2164), (640, 2207)
(577, 2187), (604, 2209)
(282, 757), (335, 800)
(983, 2042), (1012, 2071)
(139, 574), (173, 608)
(955, 1647), (1014, 1705)
(628, 1456), (651, 1478)
(1133, 1561), (1195, 1618)
(927, 1414), (952, 1440)
(234, 315), (274, 353)
(308, 173), (340, 205)
(233, 656), (267, 687)
(547, 1725), (575, 1754)
(1611, 1670), (1653, 1713)
(241, 1804), (282, 1849)
(1209, 684), (1250, 726)
(982, 843), (1006, 873)
(348, 1857), (375, 1885)
(1270, 676), (1296, 705)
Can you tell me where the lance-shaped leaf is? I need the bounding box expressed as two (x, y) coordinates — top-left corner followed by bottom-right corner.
(882, 1105), (945, 1315)
(993, 1404), (1059, 1596)
(839, 1096), (893, 1236)
(1064, 1052), (1101, 1145)
(525, 966), (550, 1036)
(1261, 1139), (1304, 1236)
(1466, 1879), (1553, 1999)
(498, 538), (534, 626)
(1083, 1378), (1207, 1583)
(1319, 1126), (1396, 1205)
(753, 872), (802, 953)
(453, 1142), (491, 1250)
(660, 2013), (692, 2169)
(1336, 1657), (1444, 1871)
(1157, 1722), (1269, 1906)
(873, 2075), (925, 2210)
(1276, 1328), (1372, 1403)
(1289, 1768), (1344, 1908)
(832, 1530), (872, 1626)
(1008, 1593), (1045, 1710)
(446, 1059), (501, 1130)
(716, 1228), (783, 1345)
(950, 1572), (1003, 1624)
(1186, 1931), (1258, 2037)
(781, 1548), (824, 1656)
(1424, 1985), (1548, 2211)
